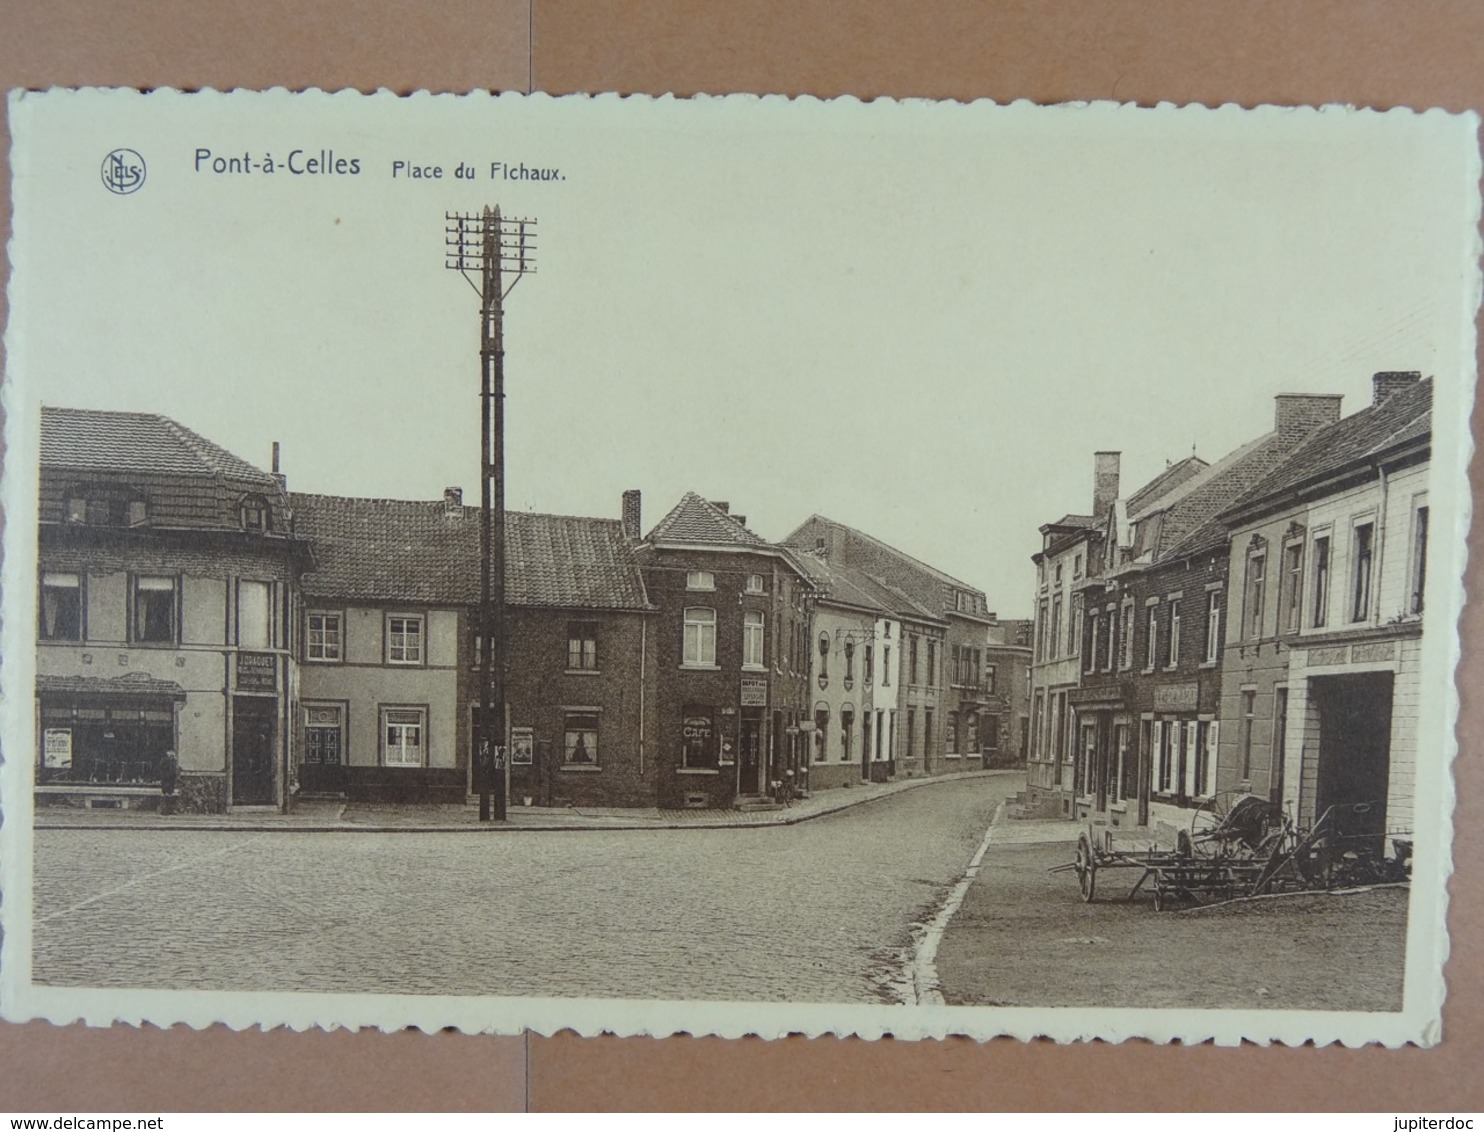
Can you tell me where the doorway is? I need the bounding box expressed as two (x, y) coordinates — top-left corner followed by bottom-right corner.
(1311, 672), (1393, 839)
(232, 696), (277, 805)
(738, 711), (763, 795)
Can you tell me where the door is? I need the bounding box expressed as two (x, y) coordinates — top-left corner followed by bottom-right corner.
(232, 696), (276, 805)
(1312, 673), (1393, 841)
(738, 714), (762, 795)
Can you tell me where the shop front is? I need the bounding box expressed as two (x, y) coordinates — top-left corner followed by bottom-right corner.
(36, 673), (186, 808)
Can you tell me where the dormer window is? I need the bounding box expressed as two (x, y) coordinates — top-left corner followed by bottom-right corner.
(240, 495), (272, 533)
(64, 485), (147, 527)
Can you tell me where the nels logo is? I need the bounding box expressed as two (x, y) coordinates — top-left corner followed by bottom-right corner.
(101, 148), (146, 195)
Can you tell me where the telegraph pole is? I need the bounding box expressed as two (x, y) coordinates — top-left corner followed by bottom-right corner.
(445, 206), (537, 822)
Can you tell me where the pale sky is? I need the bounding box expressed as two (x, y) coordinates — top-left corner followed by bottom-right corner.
(9, 92), (1479, 616)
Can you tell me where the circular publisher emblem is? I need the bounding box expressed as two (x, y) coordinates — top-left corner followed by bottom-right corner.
(101, 148), (146, 195)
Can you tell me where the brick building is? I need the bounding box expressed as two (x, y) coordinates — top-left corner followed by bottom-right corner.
(289, 489), (655, 807)
(35, 408), (312, 813)
(1069, 393), (1342, 833)
(637, 493), (816, 809)
(1216, 374), (1430, 849)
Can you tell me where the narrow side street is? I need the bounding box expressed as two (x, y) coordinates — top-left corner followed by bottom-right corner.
(33, 775), (1018, 1004)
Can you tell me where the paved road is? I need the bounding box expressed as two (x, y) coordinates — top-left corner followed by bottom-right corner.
(32, 774), (1018, 1004)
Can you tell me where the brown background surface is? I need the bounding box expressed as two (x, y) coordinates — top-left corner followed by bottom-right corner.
(1, 0), (1481, 1112)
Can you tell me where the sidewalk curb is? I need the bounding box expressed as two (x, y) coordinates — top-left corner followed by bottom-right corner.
(34, 769), (1013, 834)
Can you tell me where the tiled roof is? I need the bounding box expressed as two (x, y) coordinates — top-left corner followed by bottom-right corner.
(783, 514), (981, 595)
(1141, 432), (1293, 560)
(646, 492), (771, 547)
(1220, 378), (1432, 526)
(796, 552), (892, 616)
(1046, 513), (1097, 531)
(290, 493), (651, 610)
(41, 407), (278, 485)
(37, 673), (188, 699)
(1126, 455), (1209, 515)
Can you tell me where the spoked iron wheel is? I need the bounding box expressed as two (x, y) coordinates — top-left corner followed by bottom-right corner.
(1075, 832), (1097, 903)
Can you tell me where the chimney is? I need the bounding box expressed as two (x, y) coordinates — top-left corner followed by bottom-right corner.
(710, 500), (730, 514)
(270, 441), (286, 491)
(621, 489), (642, 540)
(1372, 370), (1421, 405)
(443, 486), (463, 518)
(1274, 394), (1344, 443)
(1092, 451), (1121, 518)
(733, 514), (747, 528)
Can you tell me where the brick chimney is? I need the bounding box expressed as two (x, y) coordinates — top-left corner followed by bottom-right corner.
(1274, 394), (1343, 443)
(621, 489), (642, 540)
(1093, 451), (1121, 518)
(443, 486), (463, 518)
(710, 500), (730, 514)
(270, 441), (287, 491)
(1372, 370), (1421, 405)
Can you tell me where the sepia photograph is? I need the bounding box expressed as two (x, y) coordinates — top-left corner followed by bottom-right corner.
(2, 89), (1476, 1045)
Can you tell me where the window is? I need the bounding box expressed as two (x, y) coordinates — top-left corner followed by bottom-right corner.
(1073, 554), (1084, 580)
(844, 640), (855, 688)
(906, 707), (916, 759)
(882, 645), (892, 686)
(1036, 599), (1048, 661)
(1112, 724), (1130, 804)
(1120, 600), (1135, 669)
(1072, 595), (1083, 657)
(745, 573), (766, 594)
(1203, 591), (1222, 663)
(817, 633), (830, 679)
(564, 712), (599, 766)
(681, 706), (717, 768)
(926, 640), (937, 687)
(66, 488), (146, 528)
(1240, 690), (1256, 781)
(1282, 543), (1304, 633)
(1311, 535), (1331, 628)
(945, 712), (958, 755)
(1245, 553), (1267, 639)
(40, 572), (83, 641)
(1351, 522), (1375, 622)
(1410, 504), (1429, 615)
(305, 705), (344, 764)
(567, 621), (598, 670)
(237, 580), (272, 649)
(306, 611), (342, 661)
(133, 575), (177, 644)
(1050, 597), (1062, 658)
(841, 708), (855, 763)
(683, 607), (717, 667)
(386, 615), (424, 665)
(965, 713), (979, 752)
(1145, 605), (1159, 670)
(382, 708), (425, 766)
(742, 610), (765, 669)
(984, 665), (996, 695)
(240, 495), (271, 532)
(864, 644), (874, 684)
(1085, 612), (1100, 673)
(923, 708), (934, 757)
(909, 635), (919, 683)
(1167, 603), (1180, 667)
(686, 570), (715, 591)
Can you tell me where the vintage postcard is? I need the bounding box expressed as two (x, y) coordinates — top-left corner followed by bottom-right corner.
(2, 89), (1477, 1046)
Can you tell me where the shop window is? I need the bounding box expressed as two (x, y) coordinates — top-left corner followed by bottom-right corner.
(39, 700), (174, 785)
(132, 575), (177, 644)
(237, 580), (273, 649)
(304, 705), (344, 765)
(381, 707), (425, 766)
(306, 611), (342, 662)
(386, 615), (424, 665)
(681, 706), (717, 768)
(564, 712), (599, 766)
(40, 572), (83, 641)
(567, 621), (599, 671)
(683, 607), (717, 667)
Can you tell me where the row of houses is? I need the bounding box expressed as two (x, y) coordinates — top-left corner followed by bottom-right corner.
(33, 406), (1031, 813)
(1024, 371), (1432, 850)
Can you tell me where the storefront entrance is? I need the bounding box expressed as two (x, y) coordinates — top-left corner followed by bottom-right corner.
(1311, 672), (1393, 839)
(738, 711), (763, 795)
(232, 696), (277, 805)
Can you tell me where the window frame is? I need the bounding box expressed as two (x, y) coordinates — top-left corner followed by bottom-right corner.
(384, 613), (426, 667)
(682, 606), (718, 668)
(305, 610), (343, 663)
(1350, 519), (1376, 623)
(1203, 589), (1222, 664)
(236, 578), (275, 650)
(742, 609), (766, 670)
(1310, 531), (1332, 629)
(130, 573), (180, 646)
(562, 710), (600, 768)
(1409, 498), (1429, 616)
(1245, 550), (1267, 640)
(380, 705), (427, 767)
(39, 571), (85, 642)
(685, 570), (716, 591)
(304, 702), (347, 765)
(1281, 540), (1304, 634)
(566, 620), (600, 672)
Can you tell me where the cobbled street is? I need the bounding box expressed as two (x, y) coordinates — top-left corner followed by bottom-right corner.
(32, 775), (1016, 1003)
